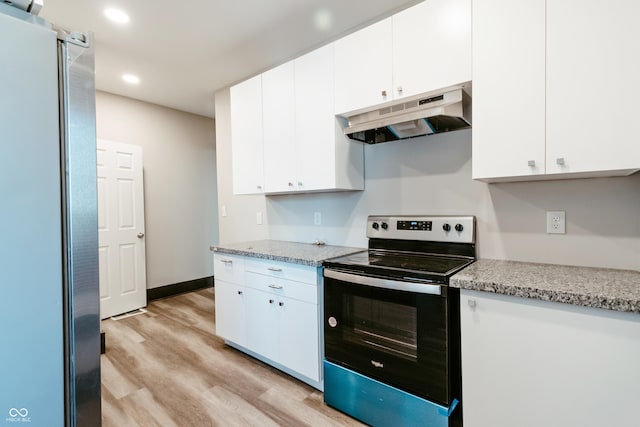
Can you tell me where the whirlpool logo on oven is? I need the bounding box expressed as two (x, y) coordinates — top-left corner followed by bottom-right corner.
(5, 407), (31, 423)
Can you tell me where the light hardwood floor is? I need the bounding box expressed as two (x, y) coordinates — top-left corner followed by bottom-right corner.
(101, 288), (365, 426)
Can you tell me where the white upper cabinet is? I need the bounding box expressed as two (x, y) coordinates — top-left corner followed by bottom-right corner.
(237, 44), (364, 195)
(230, 75), (264, 194)
(334, 0), (472, 116)
(472, 0), (546, 180)
(295, 44), (363, 193)
(334, 18), (393, 115)
(393, 0), (471, 100)
(295, 44), (337, 192)
(262, 61), (296, 193)
(545, 0), (640, 176)
(473, 0), (640, 182)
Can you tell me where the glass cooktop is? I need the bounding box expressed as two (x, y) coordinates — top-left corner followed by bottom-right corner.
(324, 249), (474, 282)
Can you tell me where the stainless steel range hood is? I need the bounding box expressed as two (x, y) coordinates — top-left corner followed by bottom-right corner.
(343, 87), (471, 144)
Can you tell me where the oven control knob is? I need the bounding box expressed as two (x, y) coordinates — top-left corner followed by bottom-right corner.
(381, 222), (388, 230)
(443, 223), (451, 232)
(372, 222), (379, 230)
(455, 223), (464, 232)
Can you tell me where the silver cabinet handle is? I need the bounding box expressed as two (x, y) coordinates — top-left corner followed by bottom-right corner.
(268, 284), (283, 290)
(137, 232), (144, 238)
(267, 267), (282, 272)
(220, 259), (233, 264)
(528, 160), (535, 167)
(556, 157), (565, 165)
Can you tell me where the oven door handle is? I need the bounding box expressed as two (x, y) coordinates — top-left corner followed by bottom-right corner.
(323, 269), (442, 296)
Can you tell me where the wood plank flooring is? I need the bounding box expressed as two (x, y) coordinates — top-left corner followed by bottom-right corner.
(101, 288), (365, 426)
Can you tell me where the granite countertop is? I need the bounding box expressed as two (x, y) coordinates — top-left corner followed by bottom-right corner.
(450, 259), (640, 313)
(210, 239), (366, 267)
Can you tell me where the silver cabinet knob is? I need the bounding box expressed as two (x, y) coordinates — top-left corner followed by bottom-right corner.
(257, 185), (262, 190)
(237, 290), (243, 295)
(397, 86), (403, 95)
(381, 90), (387, 97)
(297, 181), (303, 186)
(137, 232), (144, 238)
(528, 160), (535, 167)
(278, 301), (284, 307)
(468, 299), (477, 309)
(556, 158), (565, 166)
(288, 182), (293, 187)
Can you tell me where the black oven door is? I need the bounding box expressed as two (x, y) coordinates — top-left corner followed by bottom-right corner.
(324, 269), (458, 406)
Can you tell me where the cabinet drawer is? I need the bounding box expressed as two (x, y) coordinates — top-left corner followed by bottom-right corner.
(245, 272), (318, 305)
(244, 258), (318, 284)
(213, 254), (245, 284)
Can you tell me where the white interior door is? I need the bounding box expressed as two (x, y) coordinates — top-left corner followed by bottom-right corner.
(97, 139), (147, 319)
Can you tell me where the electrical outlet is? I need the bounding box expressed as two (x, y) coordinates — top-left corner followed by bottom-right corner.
(546, 211), (565, 234)
(314, 212), (322, 226)
(221, 205), (227, 217)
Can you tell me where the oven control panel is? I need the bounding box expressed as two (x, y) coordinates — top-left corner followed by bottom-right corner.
(397, 220), (432, 231)
(367, 215), (475, 243)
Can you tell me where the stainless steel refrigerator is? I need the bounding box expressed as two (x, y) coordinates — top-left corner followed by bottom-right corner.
(1, 2), (101, 426)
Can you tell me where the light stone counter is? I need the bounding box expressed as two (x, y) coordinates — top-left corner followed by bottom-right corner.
(450, 259), (640, 313)
(210, 239), (366, 267)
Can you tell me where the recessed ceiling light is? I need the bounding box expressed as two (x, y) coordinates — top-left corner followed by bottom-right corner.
(122, 74), (140, 85)
(104, 8), (130, 24)
(313, 9), (333, 32)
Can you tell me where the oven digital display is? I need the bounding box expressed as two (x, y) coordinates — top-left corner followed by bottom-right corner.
(397, 220), (432, 231)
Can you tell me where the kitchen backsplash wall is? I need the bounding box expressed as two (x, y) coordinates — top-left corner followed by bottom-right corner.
(215, 88), (640, 271)
(97, 91), (218, 288)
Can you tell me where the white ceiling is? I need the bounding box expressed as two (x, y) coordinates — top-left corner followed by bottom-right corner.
(39, 0), (420, 118)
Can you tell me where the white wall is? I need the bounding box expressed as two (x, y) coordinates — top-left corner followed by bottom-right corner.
(96, 91), (218, 289)
(215, 88), (640, 271)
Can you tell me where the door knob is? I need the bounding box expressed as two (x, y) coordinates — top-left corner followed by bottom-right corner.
(137, 232), (144, 238)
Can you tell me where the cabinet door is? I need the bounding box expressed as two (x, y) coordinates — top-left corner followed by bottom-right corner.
(278, 297), (320, 382)
(263, 61), (297, 193)
(460, 289), (640, 427)
(334, 18), (393, 115)
(393, 0), (471, 100)
(230, 75), (265, 194)
(214, 280), (246, 346)
(294, 44), (336, 191)
(245, 287), (279, 361)
(546, 0), (640, 175)
(471, 0), (546, 180)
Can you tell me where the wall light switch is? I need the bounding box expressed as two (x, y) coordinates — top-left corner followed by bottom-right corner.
(314, 212), (322, 226)
(256, 211), (263, 225)
(221, 205), (227, 217)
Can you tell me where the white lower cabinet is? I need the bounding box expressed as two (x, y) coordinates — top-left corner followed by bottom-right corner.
(460, 289), (640, 427)
(214, 280), (247, 347)
(214, 254), (322, 389)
